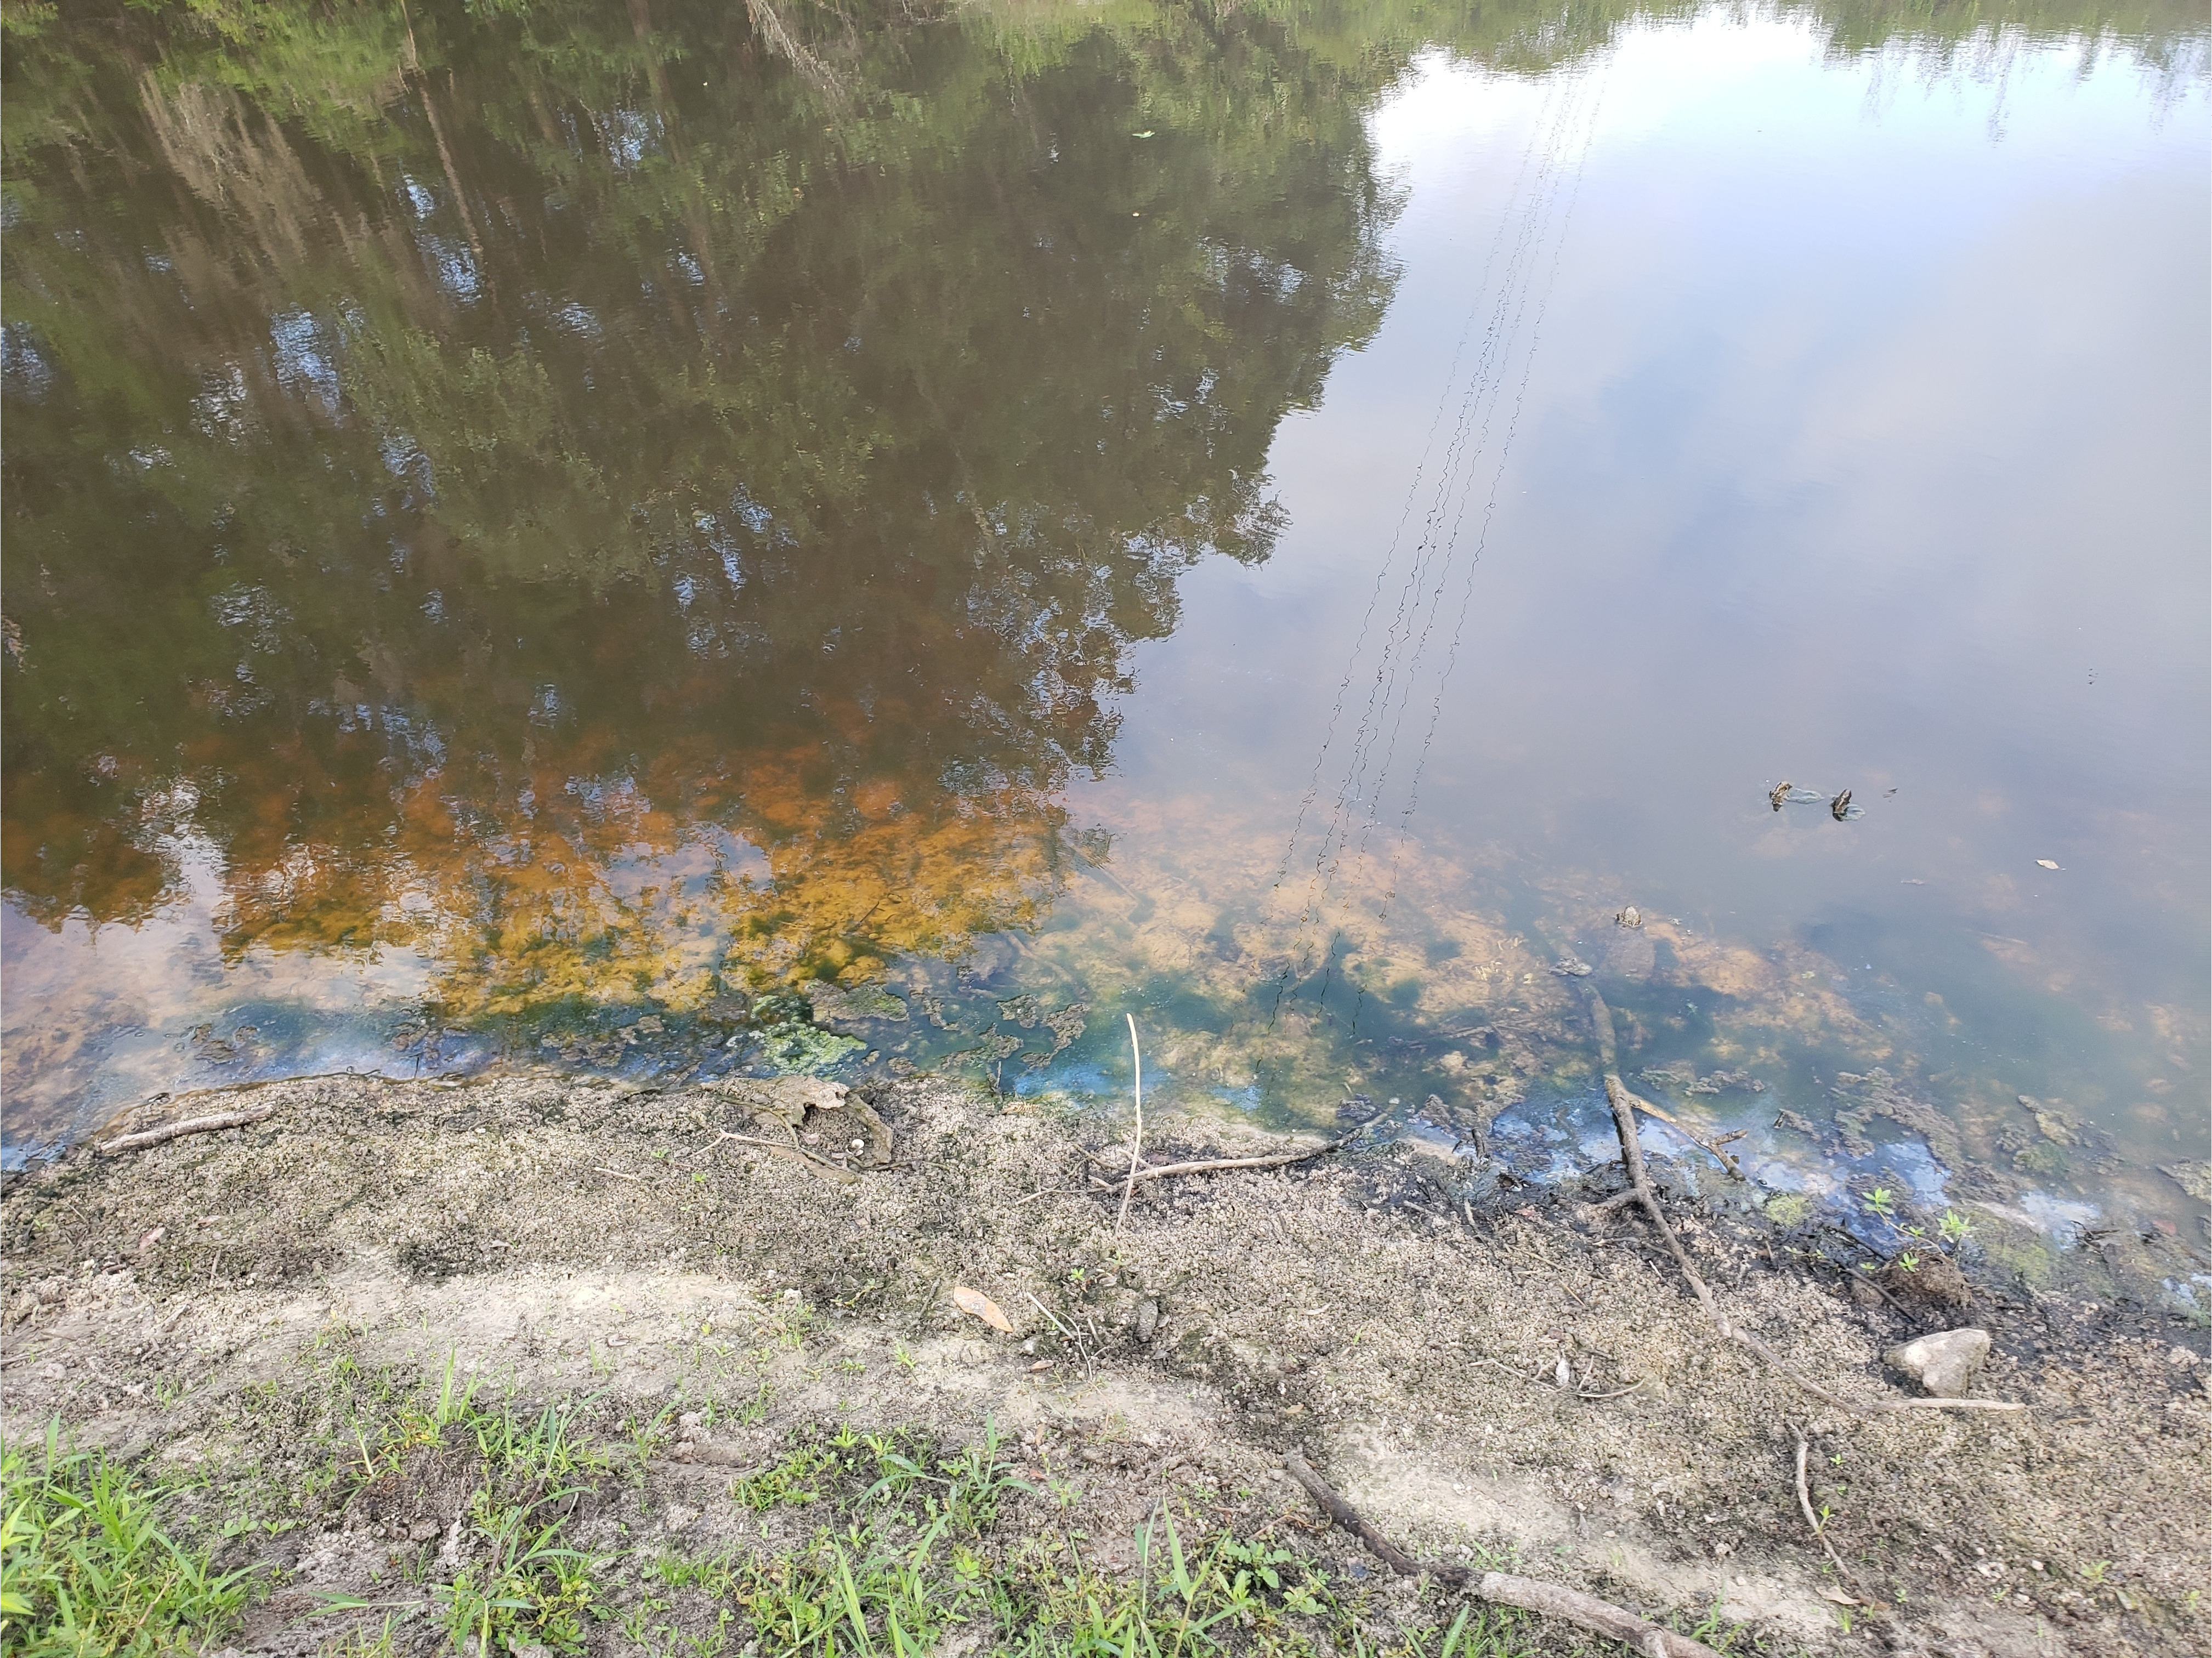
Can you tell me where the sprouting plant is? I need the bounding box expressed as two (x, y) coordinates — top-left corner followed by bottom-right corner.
(1940, 1210), (1972, 1244)
(2079, 1560), (2110, 1585)
(432, 1350), (482, 1427)
(1862, 1188), (1896, 1220)
(1898, 1252), (1921, 1271)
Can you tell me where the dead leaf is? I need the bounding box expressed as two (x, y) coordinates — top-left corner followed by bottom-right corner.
(952, 1284), (1013, 1333)
(1817, 1587), (1860, 1606)
(1027, 1359), (1054, 1372)
(2035, 860), (2061, 870)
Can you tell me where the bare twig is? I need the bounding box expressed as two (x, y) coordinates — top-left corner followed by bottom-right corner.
(98, 1103), (281, 1155)
(1618, 1088), (1744, 1178)
(589, 1166), (644, 1183)
(1794, 1426), (1863, 1589)
(1115, 1014), (1143, 1233)
(1024, 1291), (1093, 1375)
(1580, 986), (2024, 1417)
(1283, 1454), (1721, 1658)
(1105, 1105), (1392, 1195)
(706, 1129), (858, 1188)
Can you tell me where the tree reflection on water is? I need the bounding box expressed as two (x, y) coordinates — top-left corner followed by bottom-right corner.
(3, 0), (1411, 1041)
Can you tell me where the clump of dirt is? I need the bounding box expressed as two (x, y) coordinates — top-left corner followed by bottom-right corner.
(1882, 1250), (1973, 1310)
(3, 1070), (2206, 1657)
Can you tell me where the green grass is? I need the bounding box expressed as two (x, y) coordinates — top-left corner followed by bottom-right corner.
(0, 1424), (258, 1656)
(651, 1420), (1564, 1657)
(7, 1344), (1761, 1658)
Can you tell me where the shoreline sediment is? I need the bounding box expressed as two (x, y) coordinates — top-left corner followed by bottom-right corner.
(3, 1071), (2204, 1655)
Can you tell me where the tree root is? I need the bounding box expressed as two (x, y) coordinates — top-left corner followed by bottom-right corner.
(1283, 1454), (1722, 1658)
(1580, 985), (2023, 1417)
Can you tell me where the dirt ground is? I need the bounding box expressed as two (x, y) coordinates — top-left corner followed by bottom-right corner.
(2, 1071), (2205, 1656)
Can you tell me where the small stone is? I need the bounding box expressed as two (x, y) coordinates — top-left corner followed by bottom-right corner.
(1136, 1297), (1160, 1343)
(1885, 1328), (1992, 1399)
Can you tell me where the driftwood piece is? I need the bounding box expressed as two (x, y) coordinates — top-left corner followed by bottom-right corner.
(1580, 986), (2024, 1417)
(98, 1103), (281, 1155)
(1283, 1455), (1721, 1658)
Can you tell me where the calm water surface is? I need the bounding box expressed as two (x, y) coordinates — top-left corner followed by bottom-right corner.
(4, 0), (2205, 1292)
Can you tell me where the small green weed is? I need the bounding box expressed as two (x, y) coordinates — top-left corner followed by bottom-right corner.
(0, 1424), (259, 1656)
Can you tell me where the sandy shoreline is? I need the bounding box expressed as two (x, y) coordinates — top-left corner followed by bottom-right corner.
(3, 1071), (2205, 1656)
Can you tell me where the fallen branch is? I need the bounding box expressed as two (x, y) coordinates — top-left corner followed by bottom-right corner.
(98, 1103), (281, 1155)
(1283, 1454), (1721, 1658)
(1580, 986), (2024, 1417)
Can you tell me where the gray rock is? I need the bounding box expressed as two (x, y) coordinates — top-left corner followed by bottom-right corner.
(1885, 1328), (1991, 1399)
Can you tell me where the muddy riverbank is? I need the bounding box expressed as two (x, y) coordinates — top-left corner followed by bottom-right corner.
(3, 1072), (2205, 1656)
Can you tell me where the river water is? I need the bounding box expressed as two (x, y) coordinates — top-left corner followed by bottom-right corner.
(3, 0), (2205, 1297)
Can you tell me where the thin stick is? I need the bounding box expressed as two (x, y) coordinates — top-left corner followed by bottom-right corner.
(1024, 1291), (1092, 1374)
(1619, 1088), (1744, 1178)
(1283, 1455), (1720, 1658)
(707, 1129), (859, 1188)
(1580, 985), (2023, 1417)
(1794, 1426), (1862, 1589)
(1104, 1105), (1393, 1192)
(98, 1103), (281, 1155)
(1115, 1014), (1143, 1233)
